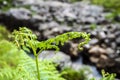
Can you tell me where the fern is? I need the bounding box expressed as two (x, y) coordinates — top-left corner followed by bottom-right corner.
(0, 40), (65, 80)
(0, 40), (20, 80)
(101, 70), (116, 80)
(90, 70), (116, 80)
(12, 27), (90, 52)
(0, 25), (10, 40)
(11, 27), (90, 80)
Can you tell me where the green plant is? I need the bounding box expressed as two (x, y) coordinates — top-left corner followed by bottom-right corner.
(0, 25), (10, 40)
(91, 0), (120, 20)
(101, 70), (116, 80)
(11, 27), (90, 80)
(90, 70), (116, 80)
(90, 24), (97, 30)
(0, 0), (14, 11)
(61, 67), (91, 80)
(0, 40), (65, 80)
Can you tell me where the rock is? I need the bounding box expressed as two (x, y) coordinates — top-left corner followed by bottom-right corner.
(84, 44), (91, 49)
(106, 48), (115, 58)
(38, 50), (72, 68)
(111, 42), (116, 49)
(116, 37), (120, 46)
(115, 31), (120, 37)
(90, 56), (99, 63)
(114, 15), (120, 22)
(98, 31), (106, 39)
(89, 45), (106, 55)
(60, 41), (80, 59)
(107, 33), (115, 40)
(97, 58), (115, 68)
(115, 57), (120, 62)
(7, 8), (32, 20)
(89, 38), (99, 45)
(100, 54), (108, 60)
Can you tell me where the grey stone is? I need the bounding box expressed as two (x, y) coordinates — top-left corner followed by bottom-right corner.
(89, 38), (99, 45)
(38, 50), (72, 67)
(98, 31), (106, 39)
(116, 37), (120, 44)
(7, 8), (32, 20)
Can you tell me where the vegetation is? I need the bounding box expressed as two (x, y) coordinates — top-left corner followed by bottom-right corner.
(0, 40), (65, 80)
(11, 27), (90, 80)
(0, 25), (10, 40)
(61, 67), (91, 80)
(0, 0), (14, 11)
(91, 70), (116, 80)
(0, 26), (116, 80)
(91, 0), (120, 20)
(0, 26), (90, 80)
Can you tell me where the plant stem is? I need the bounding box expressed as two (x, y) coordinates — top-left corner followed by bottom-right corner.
(35, 55), (40, 80)
(30, 42), (40, 80)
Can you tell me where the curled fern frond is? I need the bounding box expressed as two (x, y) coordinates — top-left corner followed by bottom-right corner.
(12, 27), (38, 49)
(12, 27), (90, 55)
(11, 27), (90, 80)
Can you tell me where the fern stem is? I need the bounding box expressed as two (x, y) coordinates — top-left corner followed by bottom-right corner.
(35, 55), (40, 80)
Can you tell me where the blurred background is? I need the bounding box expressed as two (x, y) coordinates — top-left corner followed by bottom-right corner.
(0, 0), (120, 80)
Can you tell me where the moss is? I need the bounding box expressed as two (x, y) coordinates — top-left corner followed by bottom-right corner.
(61, 67), (91, 80)
(0, 25), (10, 40)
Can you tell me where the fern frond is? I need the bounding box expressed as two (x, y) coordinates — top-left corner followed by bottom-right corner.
(38, 32), (90, 51)
(0, 40), (20, 80)
(0, 40), (65, 80)
(11, 27), (90, 80)
(15, 52), (65, 80)
(12, 27), (90, 54)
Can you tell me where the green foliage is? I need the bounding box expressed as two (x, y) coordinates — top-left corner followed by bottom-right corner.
(90, 70), (116, 80)
(91, 0), (120, 20)
(0, 0), (14, 11)
(0, 40), (65, 80)
(12, 27), (90, 52)
(11, 27), (90, 80)
(101, 70), (116, 80)
(61, 67), (91, 80)
(0, 25), (10, 40)
(90, 24), (97, 30)
(0, 27), (117, 80)
(91, 0), (120, 10)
